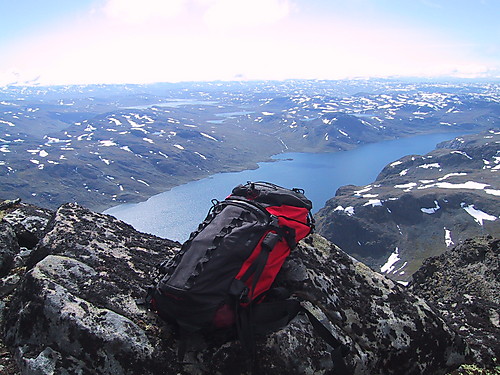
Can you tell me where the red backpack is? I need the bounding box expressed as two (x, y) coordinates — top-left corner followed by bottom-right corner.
(147, 181), (348, 369)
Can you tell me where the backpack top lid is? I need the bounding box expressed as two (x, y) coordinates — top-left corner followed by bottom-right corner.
(231, 181), (312, 210)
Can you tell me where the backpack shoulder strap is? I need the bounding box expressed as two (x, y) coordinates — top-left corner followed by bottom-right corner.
(245, 298), (351, 374)
(298, 305), (350, 373)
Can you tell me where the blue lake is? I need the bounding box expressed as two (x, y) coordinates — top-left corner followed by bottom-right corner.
(104, 132), (467, 242)
(125, 99), (218, 109)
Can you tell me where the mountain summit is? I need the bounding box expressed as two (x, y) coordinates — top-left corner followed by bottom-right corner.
(0, 199), (498, 374)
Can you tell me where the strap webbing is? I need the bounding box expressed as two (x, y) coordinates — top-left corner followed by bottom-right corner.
(239, 231), (280, 298)
(237, 298), (350, 374)
(299, 306), (350, 372)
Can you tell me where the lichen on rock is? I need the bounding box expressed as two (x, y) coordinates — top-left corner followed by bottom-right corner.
(0, 202), (477, 374)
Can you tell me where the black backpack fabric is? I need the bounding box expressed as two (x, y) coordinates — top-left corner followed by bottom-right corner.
(148, 182), (313, 331)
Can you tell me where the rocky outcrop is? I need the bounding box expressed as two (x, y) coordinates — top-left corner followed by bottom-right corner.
(315, 131), (500, 282)
(410, 236), (499, 369)
(0, 202), (473, 374)
(1, 201), (53, 250)
(0, 222), (19, 278)
(2, 202), (179, 375)
(0, 200), (55, 374)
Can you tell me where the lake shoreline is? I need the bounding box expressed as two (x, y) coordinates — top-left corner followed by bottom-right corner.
(99, 129), (472, 214)
(104, 130), (474, 242)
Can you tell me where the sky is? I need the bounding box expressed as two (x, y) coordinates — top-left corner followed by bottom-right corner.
(0, 0), (499, 86)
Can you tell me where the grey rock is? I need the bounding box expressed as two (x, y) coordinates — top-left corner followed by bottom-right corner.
(0, 222), (19, 277)
(18, 346), (61, 375)
(1, 200), (53, 280)
(410, 236), (499, 368)
(3, 203), (53, 249)
(2, 203), (469, 374)
(5, 203), (180, 375)
(277, 235), (467, 375)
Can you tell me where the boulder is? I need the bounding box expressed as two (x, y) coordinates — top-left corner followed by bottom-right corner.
(4, 203), (179, 375)
(3, 203), (467, 374)
(0, 199), (54, 279)
(2, 202), (53, 249)
(0, 222), (19, 278)
(1, 201), (54, 300)
(410, 236), (499, 369)
(277, 235), (467, 374)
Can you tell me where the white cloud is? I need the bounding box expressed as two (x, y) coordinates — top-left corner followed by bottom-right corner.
(100, 0), (293, 29)
(449, 63), (493, 79)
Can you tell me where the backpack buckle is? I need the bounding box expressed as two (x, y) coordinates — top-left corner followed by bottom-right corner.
(239, 287), (250, 304)
(270, 215), (280, 229)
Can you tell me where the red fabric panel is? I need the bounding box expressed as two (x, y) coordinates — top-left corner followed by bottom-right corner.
(266, 205), (312, 240)
(235, 205), (312, 300)
(235, 233), (290, 300)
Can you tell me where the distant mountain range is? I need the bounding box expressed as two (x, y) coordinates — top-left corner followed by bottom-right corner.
(315, 130), (500, 282)
(1, 80), (499, 211)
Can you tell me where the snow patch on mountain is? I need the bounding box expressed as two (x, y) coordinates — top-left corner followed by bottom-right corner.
(200, 132), (218, 141)
(363, 199), (383, 207)
(0, 119), (15, 127)
(394, 182), (417, 190)
(451, 150), (472, 159)
(438, 173), (467, 181)
(418, 163), (441, 169)
(354, 186), (373, 196)
(421, 200), (440, 214)
(381, 247), (400, 273)
(334, 205), (355, 216)
(444, 228), (454, 247)
(461, 204), (497, 226)
(194, 151), (207, 159)
(99, 140), (117, 147)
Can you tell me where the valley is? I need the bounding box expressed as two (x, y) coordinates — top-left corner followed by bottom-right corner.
(1, 79), (499, 212)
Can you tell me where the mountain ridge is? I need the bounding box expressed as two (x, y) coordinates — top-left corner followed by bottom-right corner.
(315, 130), (500, 281)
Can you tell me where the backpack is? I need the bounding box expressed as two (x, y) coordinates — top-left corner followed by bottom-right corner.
(146, 181), (349, 369)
